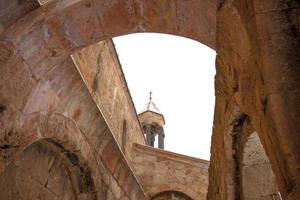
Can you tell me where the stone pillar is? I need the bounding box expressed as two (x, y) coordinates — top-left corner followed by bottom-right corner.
(149, 131), (155, 147)
(145, 125), (156, 147)
(145, 125), (152, 146)
(158, 129), (165, 149)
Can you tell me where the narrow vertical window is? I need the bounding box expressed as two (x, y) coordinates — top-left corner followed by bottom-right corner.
(121, 120), (127, 153)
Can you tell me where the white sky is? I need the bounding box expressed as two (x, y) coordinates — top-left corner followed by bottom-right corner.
(113, 33), (216, 160)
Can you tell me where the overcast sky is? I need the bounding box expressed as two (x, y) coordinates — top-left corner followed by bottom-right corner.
(113, 33), (216, 160)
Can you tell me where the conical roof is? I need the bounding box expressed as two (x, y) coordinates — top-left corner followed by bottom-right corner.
(138, 92), (165, 125)
(139, 91), (162, 115)
(140, 98), (162, 114)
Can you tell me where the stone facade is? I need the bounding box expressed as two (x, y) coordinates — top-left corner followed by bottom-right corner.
(1, 0), (300, 200)
(0, 40), (147, 199)
(132, 144), (209, 200)
(71, 40), (146, 162)
(0, 23), (208, 199)
(208, 1), (300, 199)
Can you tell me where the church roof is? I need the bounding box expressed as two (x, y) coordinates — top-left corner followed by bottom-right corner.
(138, 91), (166, 125)
(140, 99), (162, 114)
(139, 92), (163, 116)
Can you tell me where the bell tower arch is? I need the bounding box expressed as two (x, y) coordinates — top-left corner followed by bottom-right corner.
(138, 92), (165, 149)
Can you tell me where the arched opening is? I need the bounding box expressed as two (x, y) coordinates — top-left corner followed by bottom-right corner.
(141, 122), (165, 149)
(0, 139), (97, 200)
(72, 34), (215, 199)
(151, 190), (193, 200)
(241, 132), (281, 200)
(114, 33), (216, 159)
(2, 0), (300, 199)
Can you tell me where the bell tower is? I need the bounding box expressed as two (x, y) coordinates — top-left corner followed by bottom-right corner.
(138, 92), (165, 149)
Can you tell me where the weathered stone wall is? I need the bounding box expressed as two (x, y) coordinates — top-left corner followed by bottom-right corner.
(0, 37), (146, 199)
(0, 140), (91, 200)
(71, 40), (146, 161)
(0, 1), (215, 198)
(34, 0), (216, 49)
(0, 0), (40, 34)
(240, 131), (279, 200)
(132, 143), (209, 200)
(208, 0), (300, 199)
(2, 0), (300, 199)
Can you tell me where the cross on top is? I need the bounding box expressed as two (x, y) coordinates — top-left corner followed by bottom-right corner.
(149, 91), (152, 101)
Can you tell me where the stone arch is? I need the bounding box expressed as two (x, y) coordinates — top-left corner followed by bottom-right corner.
(0, 0), (217, 171)
(241, 131), (281, 200)
(2, 0), (300, 199)
(151, 190), (193, 200)
(44, 0), (216, 49)
(141, 121), (165, 148)
(146, 182), (199, 200)
(211, 0), (300, 198)
(0, 112), (93, 167)
(223, 114), (282, 200)
(208, 110), (283, 200)
(1, 109), (149, 199)
(1, 0), (216, 73)
(0, 112), (98, 199)
(0, 138), (97, 200)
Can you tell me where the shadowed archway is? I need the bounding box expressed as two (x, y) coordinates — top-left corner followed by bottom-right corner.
(151, 190), (193, 200)
(0, 138), (97, 200)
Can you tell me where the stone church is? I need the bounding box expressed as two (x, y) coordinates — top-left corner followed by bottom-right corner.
(1, 0), (300, 200)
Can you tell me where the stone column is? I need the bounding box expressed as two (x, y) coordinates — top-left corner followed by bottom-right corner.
(145, 124), (152, 146)
(158, 129), (165, 149)
(149, 131), (155, 147)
